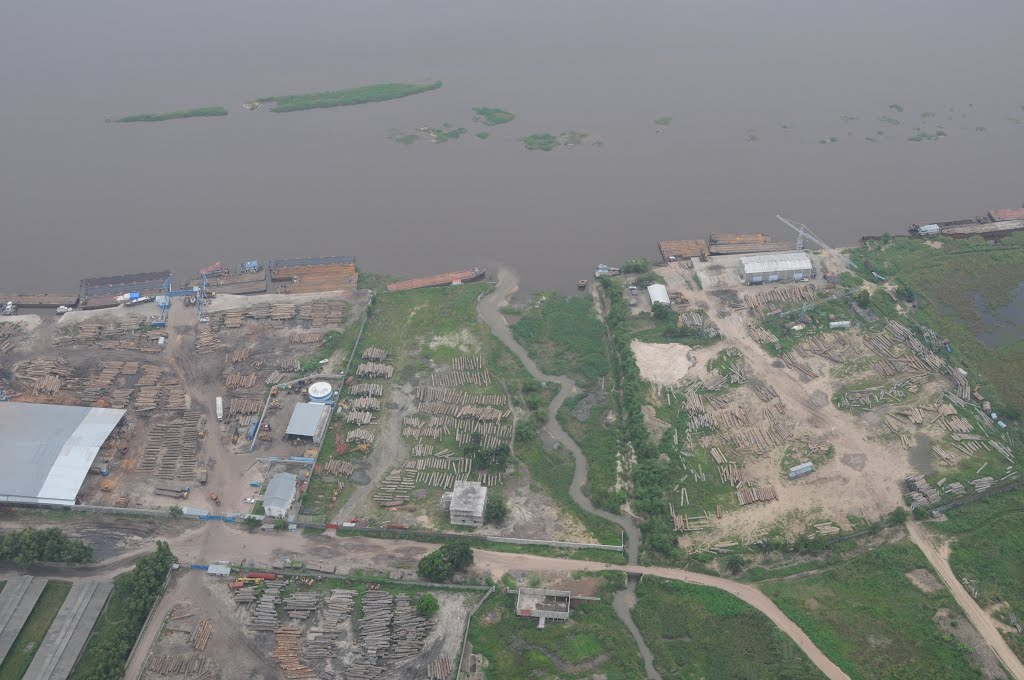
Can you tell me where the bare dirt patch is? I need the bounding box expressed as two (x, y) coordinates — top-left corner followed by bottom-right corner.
(631, 340), (692, 385)
(906, 568), (944, 593)
(933, 608), (1007, 679)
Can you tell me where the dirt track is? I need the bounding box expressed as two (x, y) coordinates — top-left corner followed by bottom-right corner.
(906, 521), (1024, 680)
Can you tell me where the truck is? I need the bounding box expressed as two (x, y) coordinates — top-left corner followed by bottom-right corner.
(154, 485), (190, 499)
(215, 397), (223, 422)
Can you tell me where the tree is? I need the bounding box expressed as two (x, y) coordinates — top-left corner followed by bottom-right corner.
(885, 507), (909, 526)
(484, 494), (508, 525)
(651, 302), (671, 321)
(620, 259), (651, 274)
(440, 541), (474, 571)
(853, 289), (871, 308)
(273, 518), (289, 531)
(417, 551), (452, 582)
(725, 554), (748, 575)
(416, 593), (439, 618)
(168, 505), (183, 517)
(242, 516), (262, 531)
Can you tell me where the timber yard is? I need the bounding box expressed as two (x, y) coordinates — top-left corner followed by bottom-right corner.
(0, 203), (1023, 680)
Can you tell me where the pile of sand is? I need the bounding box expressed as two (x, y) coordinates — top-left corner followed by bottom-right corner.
(631, 340), (692, 385)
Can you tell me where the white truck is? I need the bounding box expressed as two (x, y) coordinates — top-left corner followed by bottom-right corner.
(215, 396), (224, 422)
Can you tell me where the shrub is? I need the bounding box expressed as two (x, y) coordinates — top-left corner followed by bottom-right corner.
(416, 593), (440, 618)
(169, 505), (183, 517)
(484, 494), (509, 525)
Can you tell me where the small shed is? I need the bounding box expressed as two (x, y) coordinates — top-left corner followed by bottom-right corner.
(263, 473), (297, 518)
(285, 402), (331, 443)
(788, 462), (814, 480)
(647, 284), (670, 306)
(739, 252), (813, 285)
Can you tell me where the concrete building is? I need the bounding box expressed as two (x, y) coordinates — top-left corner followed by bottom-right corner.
(0, 402), (126, 505)
(263, 472), (297, 518)
(647, 283), (670, 306)
(516, 588), (572, 627)
(449, 480), (487, 526)
(285, 402), (331, 443)
(739, 251), (813, 285)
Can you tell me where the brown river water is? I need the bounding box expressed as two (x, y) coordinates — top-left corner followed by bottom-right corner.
(2, 0), (1024, 293)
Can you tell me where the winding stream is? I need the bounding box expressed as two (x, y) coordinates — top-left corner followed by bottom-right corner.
(478, 266), (662, 679)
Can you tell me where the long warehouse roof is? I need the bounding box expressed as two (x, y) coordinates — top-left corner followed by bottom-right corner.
(0, 402), (125, 505)
(739, 251), (812, 275)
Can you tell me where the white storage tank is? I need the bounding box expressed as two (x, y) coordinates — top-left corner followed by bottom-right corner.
(307, 381), (333, 403)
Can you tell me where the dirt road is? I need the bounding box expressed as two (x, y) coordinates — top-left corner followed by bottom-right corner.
(906, 521), (1024, 680)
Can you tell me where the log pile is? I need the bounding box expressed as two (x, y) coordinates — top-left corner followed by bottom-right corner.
(416, 386), (506, 405)
(795, 333), (853, 364)
(736, 485), (777, 506)
(744, 284), (817, 316)
(190, 618), (212, 651)
(290, 331), (323, 344)
(351, 383), (384, 397)
(431, 370), (490, 387)
(452, 355), (485, 370)
(747, 324), (779, 344)
(272, 627), (316, 679)
(428, 655), (454, 680)
(751, 383), (779, 402)
(248, 581), (286, 631)
(283, 592), (320, 620)
(357, 362), (394, 379)
(0, 322), (23, 353)
(229, 398), (262, 415)
(147, 655), (208, 676)
(346, 410), (373, 425)
(352, 396), (381, 411)
(322, 459), (353, 477)
(906, 474), (940, 508)
(347, 429), (375, 444)
(362, 347), (389, 361)
(225, 372), (259, 389)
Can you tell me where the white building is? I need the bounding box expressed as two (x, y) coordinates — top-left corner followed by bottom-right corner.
(263, 472), (297, 518)
(739, 251), (813, 285)
(646, 283), (670, 306)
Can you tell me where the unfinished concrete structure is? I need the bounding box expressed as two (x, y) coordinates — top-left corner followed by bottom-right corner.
(23, 580), (113, 680)
(516, 588), (572, 627)
(449, 480), (487, 526)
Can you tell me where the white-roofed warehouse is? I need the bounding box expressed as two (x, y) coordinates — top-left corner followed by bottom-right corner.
(0, 402), (126, 505)
(739, 251), (813, 285)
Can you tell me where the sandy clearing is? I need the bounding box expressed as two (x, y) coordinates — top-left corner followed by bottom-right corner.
(631, 340), (693, 385)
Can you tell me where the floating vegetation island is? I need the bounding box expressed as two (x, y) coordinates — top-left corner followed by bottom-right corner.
(252, 81), (442, 113)
(473, 107), (515, 126)
(522, 131), (592, 151)
(390, 124), (467, 144)
(112, 107), (228, 123)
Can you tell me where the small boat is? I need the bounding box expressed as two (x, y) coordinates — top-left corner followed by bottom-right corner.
(577, 279), (589, 290)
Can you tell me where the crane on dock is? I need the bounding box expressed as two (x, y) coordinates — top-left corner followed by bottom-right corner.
(776, 215), (833, 251)
(162, 273), (210, 323)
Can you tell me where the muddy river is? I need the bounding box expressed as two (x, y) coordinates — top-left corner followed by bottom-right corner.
(2, 0), (1024, 292)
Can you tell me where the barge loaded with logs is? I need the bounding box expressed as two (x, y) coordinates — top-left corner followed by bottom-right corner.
(386, 267), (485, 292)
(909, 206), (1024, 239)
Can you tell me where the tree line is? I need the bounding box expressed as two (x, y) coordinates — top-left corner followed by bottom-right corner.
(0, 527), (92, 567)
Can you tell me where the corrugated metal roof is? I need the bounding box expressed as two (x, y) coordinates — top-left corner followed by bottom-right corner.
(647, 284), (670, 305)
(739, 251), (812, 276)
(0, 403), (125, 505)
(264, 473), (297, 516)
(285, 402), (330, 438)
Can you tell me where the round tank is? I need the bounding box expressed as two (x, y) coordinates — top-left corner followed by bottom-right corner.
(307, 381), (333, 402)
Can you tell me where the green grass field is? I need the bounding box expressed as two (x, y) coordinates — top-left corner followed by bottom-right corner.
(851, 233), (1024, 416)
(512, 293), (608, 389)
(256, 81), (441, 113)
(559, 395), (623, 513)
(633, 576), (824, 679)
(759, 541), (984, 679)
(468, 575), (645, 679)
(113, 107), (227, 122)
(933, 490), (1024, 656)
(0, 581), (72, 680)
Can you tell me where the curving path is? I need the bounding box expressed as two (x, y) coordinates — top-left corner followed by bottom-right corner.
(906, 521), (1024, 680)
(477, 267), (662, 676)
(478, 267), (853, 680)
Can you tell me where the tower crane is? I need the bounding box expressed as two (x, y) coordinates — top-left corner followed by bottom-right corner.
(776, 215), (833, 251)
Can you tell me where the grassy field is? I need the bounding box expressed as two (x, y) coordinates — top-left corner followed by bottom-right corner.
(559, 395), (623, 513)
(512, 293), (608, 389)
(319, 283), (622, 543)
(932, 490), (1024, 656)
(113, 107), (227, 122)
(473, 107), (515, 126)
(760, 541), (984, 679)
(633, 576), (824, 679)
(467, 573), (645, 679)
(256, 81), (442, 113)
(0, 580), (72, 680)
(850, 233), (1024, 417)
